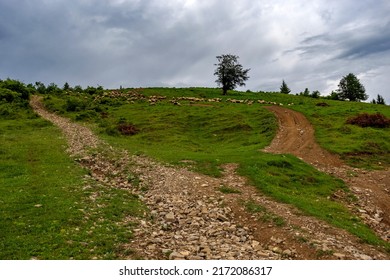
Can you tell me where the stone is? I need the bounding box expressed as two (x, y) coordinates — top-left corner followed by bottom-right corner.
(165, 212), (175, 222)
(169, 251), (185, 260)
(357, 254), (372, 260)
(217, 214), (229, 222)
(180, 250), (191, 257)
(333, 253), (346, 259)
(282, 249), (292, 257)
(272, 247), (283, 254)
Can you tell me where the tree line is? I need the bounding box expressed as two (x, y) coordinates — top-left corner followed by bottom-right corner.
(213, 54), (386, 104)
(1, 55), (387, 106)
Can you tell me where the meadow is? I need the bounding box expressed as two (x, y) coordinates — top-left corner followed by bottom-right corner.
(41, 87), (389, 249)
(1, 82), (389, 258)
(0, 83), (146, 259)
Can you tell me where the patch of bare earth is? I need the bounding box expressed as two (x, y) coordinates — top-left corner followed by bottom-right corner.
(30, 97), (388, 259)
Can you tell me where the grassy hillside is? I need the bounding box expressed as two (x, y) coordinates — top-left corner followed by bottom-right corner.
(43, 87), (389, 169)
(0, 82), (146, 259)
(2, 82), (389, 258)
(40, 87), (389, 249)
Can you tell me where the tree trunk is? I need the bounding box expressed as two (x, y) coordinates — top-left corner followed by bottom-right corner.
(222, 86), (228, 95)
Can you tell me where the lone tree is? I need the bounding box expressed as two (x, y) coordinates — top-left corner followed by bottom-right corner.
(280, 80), (291, 94)
(214, 54), (250, 95)
(337, 73), (368, 101)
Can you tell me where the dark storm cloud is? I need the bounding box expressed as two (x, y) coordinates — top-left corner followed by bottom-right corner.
(295, 20), (390, 60)
(337, 24), (390, 60)
(0, 0), (389, 102)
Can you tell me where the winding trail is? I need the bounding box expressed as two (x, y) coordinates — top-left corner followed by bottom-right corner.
(264, 106), (343, 168)
(264, 106), (390, 242)
(30, 96), (389, 259)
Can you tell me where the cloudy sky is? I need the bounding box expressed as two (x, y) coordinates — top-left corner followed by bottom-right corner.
(1, 0), (390, 102)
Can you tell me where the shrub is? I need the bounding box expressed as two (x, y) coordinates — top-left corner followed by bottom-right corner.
(346, 113), (390, 128)
(46, 83), (63, 95)
(117, 123), (139, 136)
(65, 97), (87, 112)
(75, 110), (98, 121)
(0, 105), (14, 117)
(0, 88), (19, 102)
(1, 79), (31, 100)
(316, 102), (329, 107)
(85, 86), (103, 95)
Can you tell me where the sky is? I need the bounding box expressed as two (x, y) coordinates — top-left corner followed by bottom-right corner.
(1, 0), (390, 103)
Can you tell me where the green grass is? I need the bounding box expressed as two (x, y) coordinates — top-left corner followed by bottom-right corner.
(237, 91), (390, 169)
(238, 154), (384, 245)
(218, 186), (242, 194)
(244, 200), (286, 227)
(40, 88), (390, 252)
(290, 100), (390, 169)
(42, 88), (390, 170)
(0, 106), (146, 259)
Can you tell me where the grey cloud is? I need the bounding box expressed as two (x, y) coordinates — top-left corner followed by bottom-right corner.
(293, 20), (390, 60)
(337, 23), (390, 59)
(0, 0), (390, 103)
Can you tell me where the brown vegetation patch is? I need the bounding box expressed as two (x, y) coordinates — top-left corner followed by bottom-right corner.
(118, 123), (139, 135)
(316, 102), (330, 107)
(346, 113), (390, 128)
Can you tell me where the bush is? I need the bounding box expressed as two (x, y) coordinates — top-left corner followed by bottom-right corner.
(0, 88), (19, 102)
(0, 79), (32, 100)
(75, 110), (98, 121)
(346, 113), (390, 128)
(316, 102), (329, 107)
(85, 86), (103, 95)
(117, 123), (139, 136)
(0, 105), (14, 118)
(65, 97), (87, 112)
(46, 83), (63, 95)
(0, 79), (30, 100)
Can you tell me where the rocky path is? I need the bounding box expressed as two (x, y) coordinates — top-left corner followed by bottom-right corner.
(30, 96), (388, 259)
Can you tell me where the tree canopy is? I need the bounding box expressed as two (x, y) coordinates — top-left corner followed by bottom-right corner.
(280, 80), (291, 94)
(214, 54), (250, 95)
(337, 73), (368, 101)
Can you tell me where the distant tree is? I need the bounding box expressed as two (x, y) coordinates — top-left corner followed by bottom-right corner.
(46, 82), (62, 94)
(303, 88), (310, 96)
(63, 82), (71, 91)
(376, 94), (386, 105)
(214, 54), (250, 95)
(328, 90), (341, 100)
(310, 90), (320, 99)
(85, 85), (104, 95)
(337, 73), (368, 101)
(74, 85), (83, 93)
(280, 80), (291, 94)
(35, 82), (46, 94)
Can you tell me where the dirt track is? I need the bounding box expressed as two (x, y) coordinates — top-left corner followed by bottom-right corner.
(30, 97), (389, 259)
(264, 106), (390, 242)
